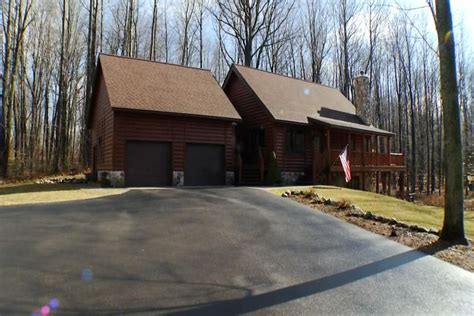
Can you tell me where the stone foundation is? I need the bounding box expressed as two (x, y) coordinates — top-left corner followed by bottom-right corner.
(173, 171), (184, 186)
(226, 171), (235, 185)
(281, 172), (302, 186)
(98, 170), (125, 187)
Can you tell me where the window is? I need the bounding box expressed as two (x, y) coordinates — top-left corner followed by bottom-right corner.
(313, 135), (323, 153)
(351, 136), (357, 151)
(285, 128), (304, 154)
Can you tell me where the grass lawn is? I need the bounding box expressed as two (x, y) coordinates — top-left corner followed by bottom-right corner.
(0, 183), (128, 206)
(270, 185), (474, 240)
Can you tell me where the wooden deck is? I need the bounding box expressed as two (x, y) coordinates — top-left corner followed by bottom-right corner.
(329, 150), (405, 172)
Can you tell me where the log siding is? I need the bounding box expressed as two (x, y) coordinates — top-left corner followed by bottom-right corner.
(113, 111), (235, 172)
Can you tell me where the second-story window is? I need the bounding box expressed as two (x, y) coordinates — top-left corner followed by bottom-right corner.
(286, 128), (304, 154)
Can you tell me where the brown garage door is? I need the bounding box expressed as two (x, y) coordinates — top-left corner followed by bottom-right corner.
(126, 141), (171, 186)
(185, 144), (225, 186)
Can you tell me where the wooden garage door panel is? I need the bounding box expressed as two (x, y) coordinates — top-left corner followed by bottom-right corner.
(185, 144), (225, 186)
(126, 141), (171, 186)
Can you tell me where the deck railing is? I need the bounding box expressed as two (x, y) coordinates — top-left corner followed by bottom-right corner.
(258, 146), (264, 183)
(330, 150), (404, 167)
(389, 153), (404, 166)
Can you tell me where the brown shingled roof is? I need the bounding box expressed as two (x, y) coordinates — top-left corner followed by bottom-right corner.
(308, 114), (394, 136)
(98, 54), (241, 120)
(229, 65), (393, 135)
(231, 65), (356, 124)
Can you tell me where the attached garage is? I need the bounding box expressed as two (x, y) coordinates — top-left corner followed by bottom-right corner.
(88, 54), (241, 187)
(126, 141), (171, 187)
(185, 144), (225, 186)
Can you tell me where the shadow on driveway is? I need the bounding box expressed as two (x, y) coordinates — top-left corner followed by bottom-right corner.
(167, 249), (426, 316)
(55, 249), (426, 315)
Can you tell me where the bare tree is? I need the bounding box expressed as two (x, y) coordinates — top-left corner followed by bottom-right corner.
(1, 0), (34, 178)
(149, 0), (158, 61)
(431, 0), (468, 244)
(177, 0), (196, 66)
(304, 0), (330, 83)
(213, 0), (294, 68)
(81, 0), (99, 167)
(195, 0), (206, 68)
(335, 0), (360, 98)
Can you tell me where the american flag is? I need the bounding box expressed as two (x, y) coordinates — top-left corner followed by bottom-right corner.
(339, 145), (351, 183)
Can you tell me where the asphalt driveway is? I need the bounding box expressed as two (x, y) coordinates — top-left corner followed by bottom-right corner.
(0, 187), (472, 315)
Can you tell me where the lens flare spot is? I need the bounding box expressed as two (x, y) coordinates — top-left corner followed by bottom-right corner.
(81, 268), (93, 282)
(41, 305), (50, 316)
(49, 298), (60, 310)
(304, 88), (310, 96)
(444, 31), (452, 44)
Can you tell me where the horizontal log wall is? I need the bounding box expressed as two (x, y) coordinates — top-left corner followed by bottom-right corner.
(274, 123), (313, 173)
(90, 70), (114, 171)
(113, 111), (235, 171)
(224, 72), (275, 151)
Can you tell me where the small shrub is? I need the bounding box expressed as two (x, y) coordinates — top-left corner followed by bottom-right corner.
(417, 195), (444, 208)
(304, 190), (318, 199)
(336, 198), (352, 210)
(265, 151), (281, 185)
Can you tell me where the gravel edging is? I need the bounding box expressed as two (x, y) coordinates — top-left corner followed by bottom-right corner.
(281, 189), (439, 236)
(281, 189), (474, 272)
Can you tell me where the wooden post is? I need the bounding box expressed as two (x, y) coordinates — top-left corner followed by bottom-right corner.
(376, 171), (380, 193)
(376, 135), (379, 165)
(388, 136), (391, 165)
(313, 146), (316, 183)
(362, 172), (366, 191)
(362, 135), (366, 166)
(312, 132), (318, 184)
(382, 172), (387, 194)
(326, 129), (331, 184)
(388, 172), (392, 196)
(399, 172), (405, 199)
(347, 132), (351, 155)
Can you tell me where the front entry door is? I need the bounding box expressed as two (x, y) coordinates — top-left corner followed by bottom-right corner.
(245, 128), (265, 161)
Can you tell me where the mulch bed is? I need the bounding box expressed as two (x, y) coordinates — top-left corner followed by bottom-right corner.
(286, 192), (473, 272)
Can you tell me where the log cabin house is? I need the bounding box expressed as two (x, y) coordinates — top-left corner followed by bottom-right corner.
(223, 65), (405, 192)
(88, 54), (241, 187)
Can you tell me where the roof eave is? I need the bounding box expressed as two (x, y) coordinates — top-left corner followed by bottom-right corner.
(86, 57), (103, 129)
(112, 107), (242, 122)
(307, 116), (394, 136)
(225, 65), (277, 122)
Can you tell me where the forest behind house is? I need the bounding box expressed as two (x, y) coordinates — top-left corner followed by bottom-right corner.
(1, 0), (473, 196)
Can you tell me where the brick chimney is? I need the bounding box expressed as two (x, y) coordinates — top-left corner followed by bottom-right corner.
(353, 71), (371, 125)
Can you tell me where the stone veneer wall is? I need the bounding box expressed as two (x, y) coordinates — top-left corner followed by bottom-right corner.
(281, 172), (301, 185)
(98, 170), (235, 187)
(98, 171), (125, 187)
(173, 171), (184, 186)
(226, 171), (235, 185)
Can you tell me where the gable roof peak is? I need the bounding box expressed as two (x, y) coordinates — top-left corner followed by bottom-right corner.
(99, 53), (211, 73)
(95, 54), (241, 120)
(229, 64), (356, 124)
(232, 64), (338, 91)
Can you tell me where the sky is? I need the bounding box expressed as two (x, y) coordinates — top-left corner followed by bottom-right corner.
(450, 0), (474, 42)
(407, 0), (474, 44)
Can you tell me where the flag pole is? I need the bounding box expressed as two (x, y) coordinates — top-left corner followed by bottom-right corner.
(329, 144), (348, 168)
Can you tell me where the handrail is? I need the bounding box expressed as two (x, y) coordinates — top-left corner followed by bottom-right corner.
(258, 146), (264, 183)
(238, 152), (243, 184)
(329, 149), (405, 167)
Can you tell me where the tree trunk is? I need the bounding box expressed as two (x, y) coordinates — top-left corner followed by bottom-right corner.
(434, 0), (468, 244)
